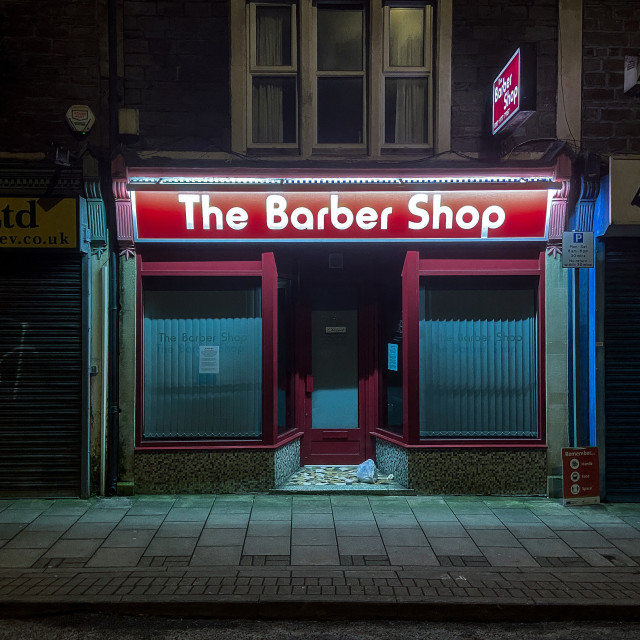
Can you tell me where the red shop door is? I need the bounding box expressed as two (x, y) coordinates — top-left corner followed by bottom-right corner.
(300, 285), (376, 465)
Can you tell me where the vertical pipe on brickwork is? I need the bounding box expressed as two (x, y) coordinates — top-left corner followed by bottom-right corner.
(105, 0), (120, 496)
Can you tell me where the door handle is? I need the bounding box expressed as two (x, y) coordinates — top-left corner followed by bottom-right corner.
(305, 374), (314, 393)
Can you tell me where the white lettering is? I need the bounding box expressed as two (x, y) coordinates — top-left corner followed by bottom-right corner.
(330, 195), (353, 230)
(317, 207), (329, 230)
(291, 206), (314, 230)
(432, 194), (453, 229)
(178, 194), (199, 230)
(356, 207), (378, 230)
(481, 205), (505, 238)
(408, 194), (430, 230)
(380, 207), (392, 230)
(456, 205), (480, 230)
(226, 206), (248, 230)
(201, 195), (224, 230)
(266, 195), (288, 230)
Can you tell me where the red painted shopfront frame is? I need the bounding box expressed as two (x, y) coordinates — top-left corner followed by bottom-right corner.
(371, 251), (547, 450)
(135, 252), (301, 450)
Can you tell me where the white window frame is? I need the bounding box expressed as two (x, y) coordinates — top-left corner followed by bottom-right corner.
(312, 3), (367, 150)
(381, 3), (433, 149)
(247, 2), (299, 149)
(231, 0), (451, 158)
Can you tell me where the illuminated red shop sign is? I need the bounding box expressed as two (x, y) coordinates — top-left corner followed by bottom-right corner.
(492, 47), (536, 135)
(132, 189), (552, 243)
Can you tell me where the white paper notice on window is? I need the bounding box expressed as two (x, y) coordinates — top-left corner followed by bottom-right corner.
(199, 345), (219, 374)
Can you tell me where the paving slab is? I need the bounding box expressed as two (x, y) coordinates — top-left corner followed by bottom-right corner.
(292, 529), (337, 546)
(190, 547), (243, 566)
(380, 528), (428, 547)
(556, 530), (611, 548)
(198, 529), (247, 547)
(206, 514), (251, 528)
(243, 536), (290, 556)
(292, 513), (334, 528)
(429, 537), (482, 557)
(44, 539), (103, 558)
(337, 536), (386, 556)
(103, 529), (155, 548)
(519, 538), (576, 557)
(291, 546), (340, 565)
(480, 546), (539, 567)
(144, 537), (198, 557)
(4, 531), (63, 549)
(467, 529), (521, 547)
(386, 546), (439, 566)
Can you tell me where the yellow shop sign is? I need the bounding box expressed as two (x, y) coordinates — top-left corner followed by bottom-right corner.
(0, 197), (77, 249)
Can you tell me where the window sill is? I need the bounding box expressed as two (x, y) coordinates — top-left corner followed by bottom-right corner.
(371, 430), (547, 449)
(135, 430), (303, 452)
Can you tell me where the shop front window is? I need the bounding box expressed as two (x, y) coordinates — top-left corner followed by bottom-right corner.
(142, 277), (262, 440)
(419, 277), (538, 439)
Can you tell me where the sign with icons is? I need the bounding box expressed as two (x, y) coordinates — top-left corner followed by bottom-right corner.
(562, 447), (600, 506)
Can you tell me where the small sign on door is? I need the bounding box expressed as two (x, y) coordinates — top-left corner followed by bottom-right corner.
(325, 326), (347, 334)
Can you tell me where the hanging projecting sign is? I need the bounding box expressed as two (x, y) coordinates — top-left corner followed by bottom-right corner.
(492, 47), (536, 135)
(132, 189), (552, 243)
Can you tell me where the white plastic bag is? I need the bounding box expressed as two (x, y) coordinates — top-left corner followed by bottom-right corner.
(356, 459), (378, 484)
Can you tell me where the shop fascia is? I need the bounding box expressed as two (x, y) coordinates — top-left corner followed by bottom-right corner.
(129, 174), (558, 243)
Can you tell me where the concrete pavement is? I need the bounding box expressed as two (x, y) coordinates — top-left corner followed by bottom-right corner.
(0, 494), (639, 620)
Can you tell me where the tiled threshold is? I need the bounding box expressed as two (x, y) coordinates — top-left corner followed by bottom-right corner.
(272, 465), (415, 495)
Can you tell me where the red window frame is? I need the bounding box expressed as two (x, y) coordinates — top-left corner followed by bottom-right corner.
(135, 252), (300, 450)
(372, 251), (546, 449)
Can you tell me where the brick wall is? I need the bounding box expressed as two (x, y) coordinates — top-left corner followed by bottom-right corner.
(122, 0), (230, 153)
(582, 1), (640, 155)
(451, 0), (558, 157)
(0, 0), (107, 154)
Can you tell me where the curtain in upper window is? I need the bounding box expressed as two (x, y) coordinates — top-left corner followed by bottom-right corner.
(251, 4), (296, 144)
(386, 78), (428, 144)
(256, 6), (291, 66)
(389, 7), (424, 67)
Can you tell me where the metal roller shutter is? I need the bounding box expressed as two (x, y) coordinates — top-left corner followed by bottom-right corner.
(604, 240), (640, 502)
(0, 255), (84, 497)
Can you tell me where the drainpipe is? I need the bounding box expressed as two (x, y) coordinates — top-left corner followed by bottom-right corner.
(107, 249), (120, 496)
(105, 0), (120, 496)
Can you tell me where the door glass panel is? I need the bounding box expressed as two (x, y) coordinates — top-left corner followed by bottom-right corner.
(311, 288), (358, 429)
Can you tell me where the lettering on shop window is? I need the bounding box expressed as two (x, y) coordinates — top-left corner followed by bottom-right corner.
(156, 333), (249, 354)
